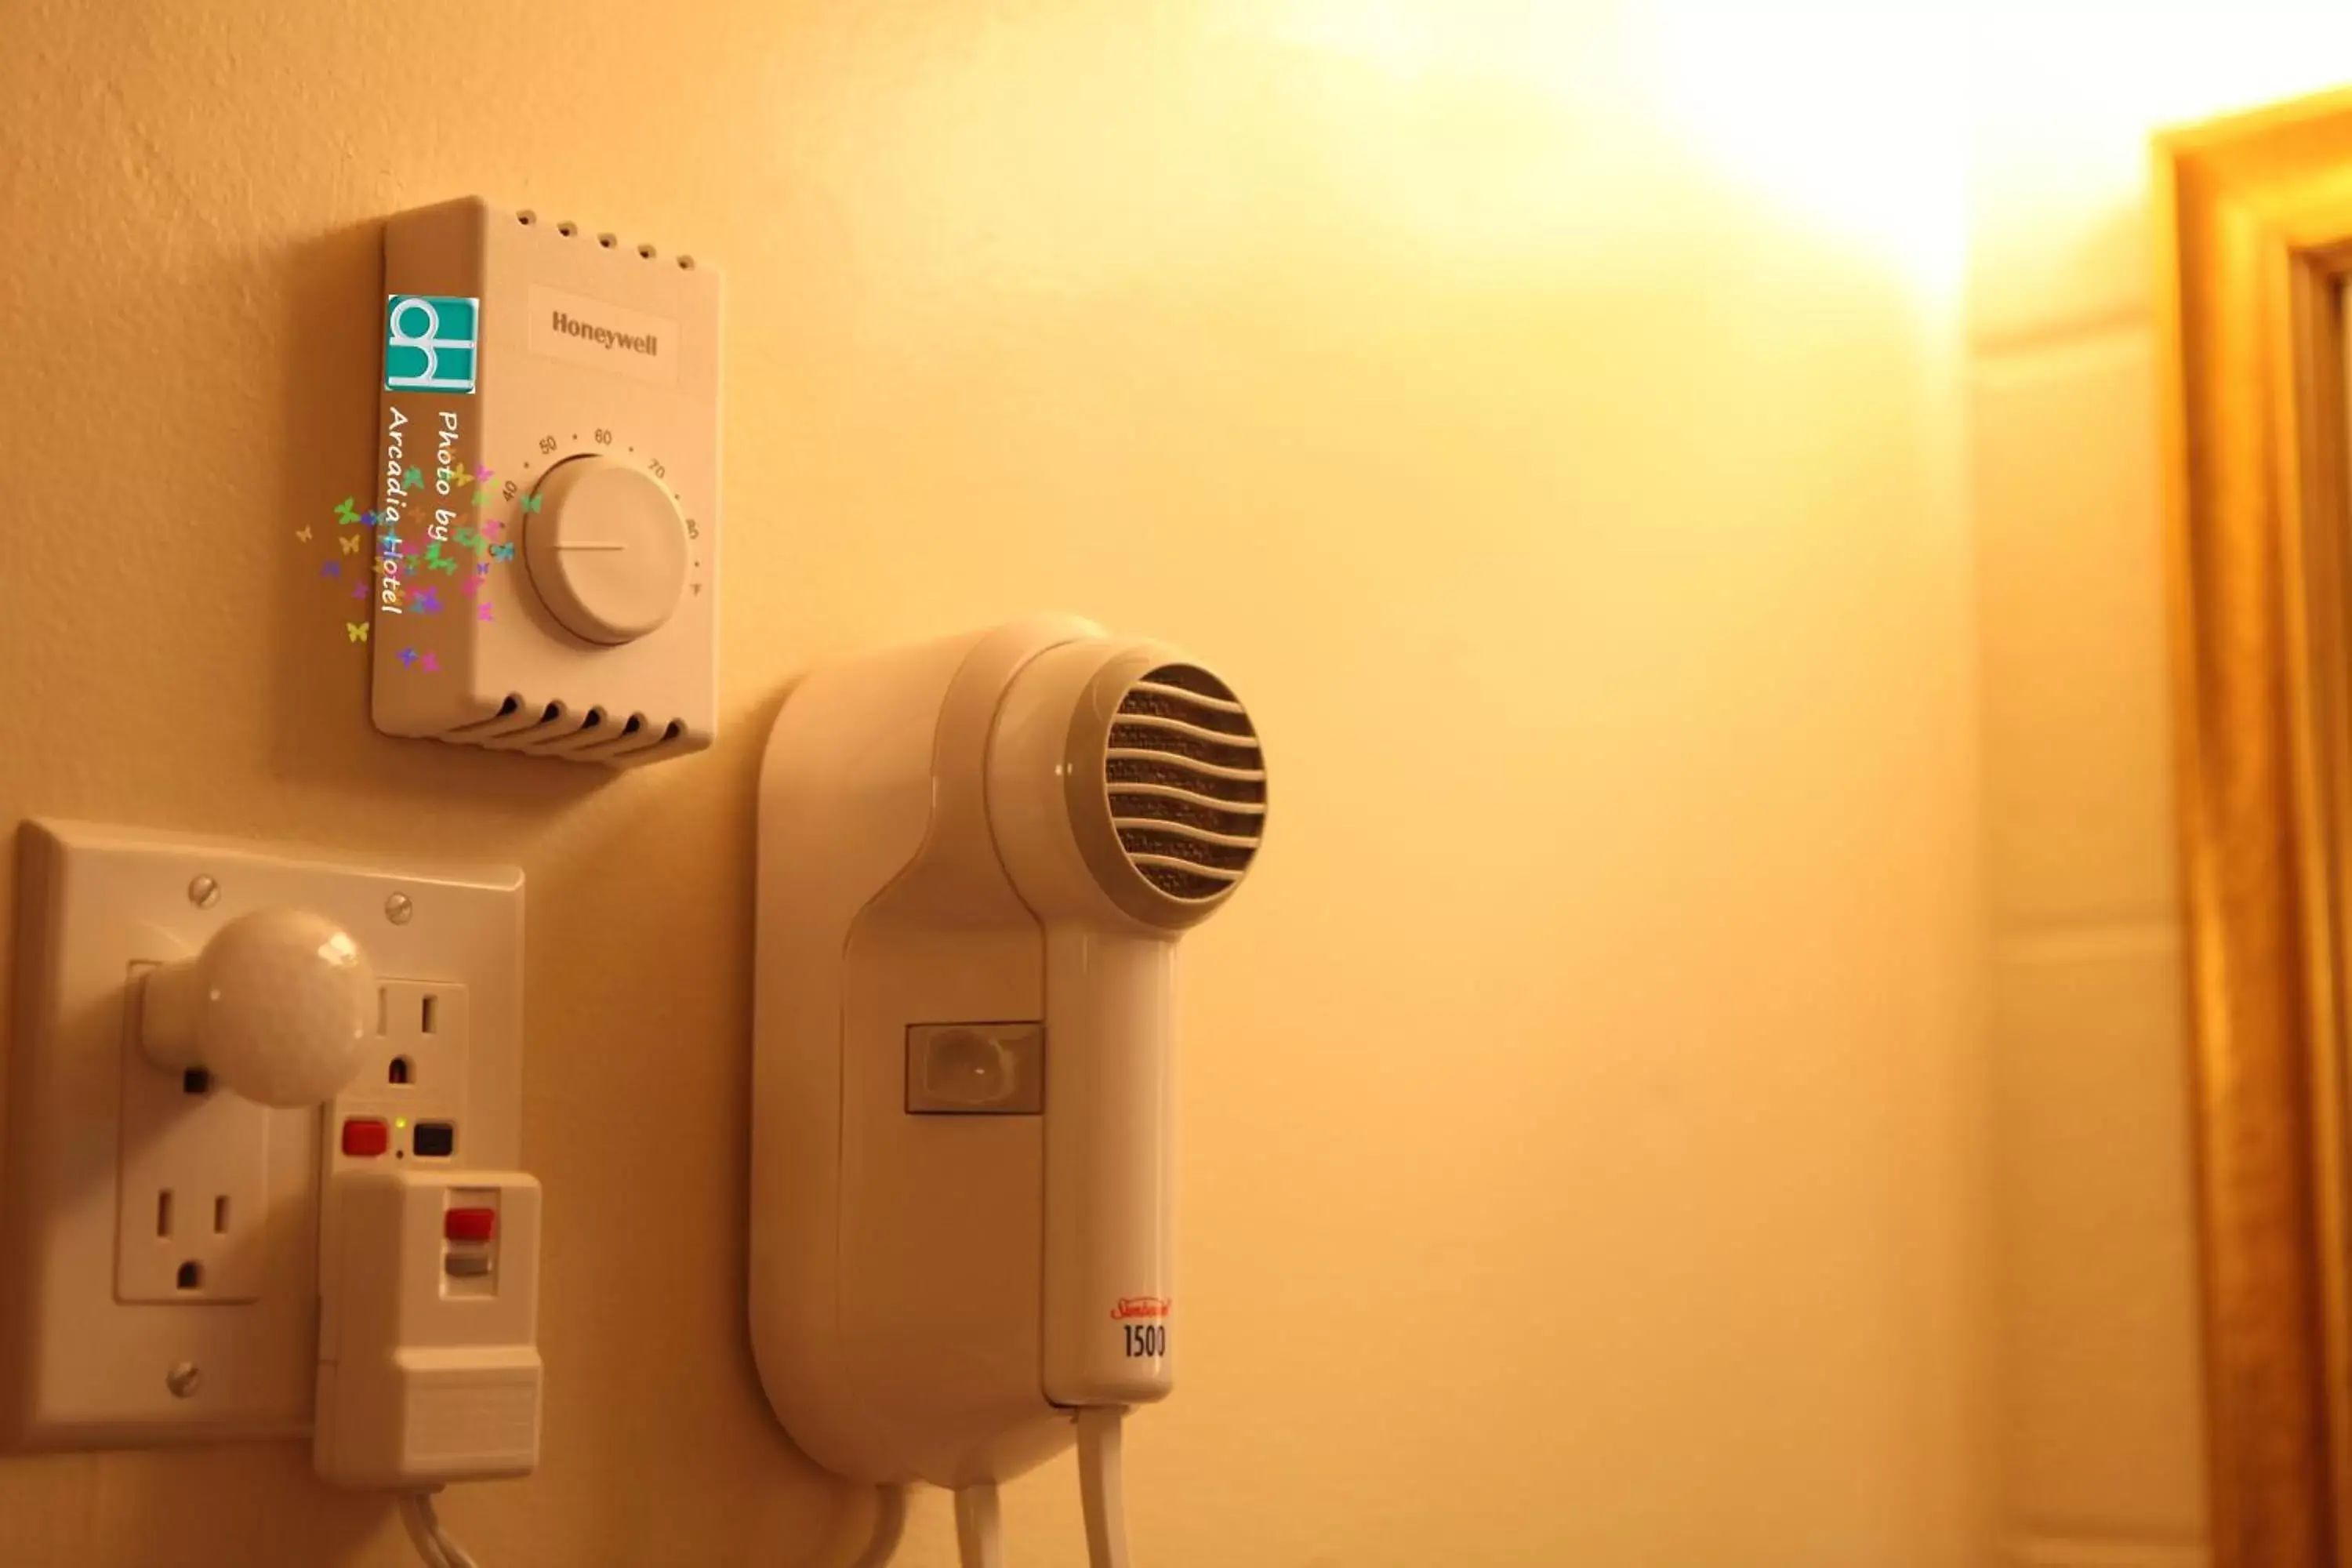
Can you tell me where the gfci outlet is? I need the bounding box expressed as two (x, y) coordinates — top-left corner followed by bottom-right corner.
(2, 821), (522, 1447)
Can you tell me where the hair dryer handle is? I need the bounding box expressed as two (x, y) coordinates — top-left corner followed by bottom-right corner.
(1040, 924), (1177, 1407)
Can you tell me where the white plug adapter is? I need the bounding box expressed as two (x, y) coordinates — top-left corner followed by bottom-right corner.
(314, 1167), (544, 1490)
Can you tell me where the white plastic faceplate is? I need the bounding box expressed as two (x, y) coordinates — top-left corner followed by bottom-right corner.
(369, 195), (722, 765)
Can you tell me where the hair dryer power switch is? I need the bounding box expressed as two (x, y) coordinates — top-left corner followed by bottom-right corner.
(905, 1023), (1044, 1115)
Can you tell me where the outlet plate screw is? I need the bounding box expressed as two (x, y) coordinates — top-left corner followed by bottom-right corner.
(187, 876), (220, 909)
(165, 1362), (201, 1399)
(385, 893), (413, 926)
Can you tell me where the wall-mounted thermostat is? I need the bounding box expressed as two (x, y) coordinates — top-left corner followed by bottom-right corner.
(371, 196), (720, 766)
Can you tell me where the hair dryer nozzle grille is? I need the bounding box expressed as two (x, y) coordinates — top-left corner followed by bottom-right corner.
(1100, 664), (1265, 909)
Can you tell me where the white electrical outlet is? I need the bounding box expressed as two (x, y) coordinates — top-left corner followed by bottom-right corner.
(115, 958), (270, 1304)
(331, 979), (473, 1175)
(314, 978), (474, 1289)
(2, 820), (522, 1448)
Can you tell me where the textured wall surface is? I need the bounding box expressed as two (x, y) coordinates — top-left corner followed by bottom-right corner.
(0, 2), (1984, 1563)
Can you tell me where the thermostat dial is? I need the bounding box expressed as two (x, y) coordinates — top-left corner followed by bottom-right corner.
(522, 456), (688, 645)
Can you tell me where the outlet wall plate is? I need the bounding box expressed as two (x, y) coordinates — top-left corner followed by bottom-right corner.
(2, 820), (522, 1448)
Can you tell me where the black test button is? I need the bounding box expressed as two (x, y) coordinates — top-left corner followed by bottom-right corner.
(412, 1121), (456, 1158)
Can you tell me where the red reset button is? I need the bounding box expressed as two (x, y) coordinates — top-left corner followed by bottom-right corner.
(444, 1207), (497, 1243)
(340, 1118), (389, 1157)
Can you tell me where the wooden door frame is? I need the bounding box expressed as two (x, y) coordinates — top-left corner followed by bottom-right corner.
(2161, 85), (2352, 1568)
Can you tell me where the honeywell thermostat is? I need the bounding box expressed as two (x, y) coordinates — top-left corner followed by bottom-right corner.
(370, 196), (721, 765)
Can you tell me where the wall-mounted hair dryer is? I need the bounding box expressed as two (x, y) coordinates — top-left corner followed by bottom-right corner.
(750, 615), (1266, 1563)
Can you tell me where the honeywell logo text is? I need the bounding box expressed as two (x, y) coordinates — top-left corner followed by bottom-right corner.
(550, 310), (658, 358)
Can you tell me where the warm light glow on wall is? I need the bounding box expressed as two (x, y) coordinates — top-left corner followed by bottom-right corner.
(1243, 0), (1969, 296)
(1630, 4), (1968, 294)
(1247, 0), (1622, 95)
(1969, 2), (2352, 136)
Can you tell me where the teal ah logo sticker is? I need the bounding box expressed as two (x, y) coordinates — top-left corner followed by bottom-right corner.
(383, 295), (479, 394)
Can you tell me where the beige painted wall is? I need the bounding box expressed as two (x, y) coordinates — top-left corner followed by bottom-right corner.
(1966, 11), (2352, 1567)
(0, 2), (1984, 1563)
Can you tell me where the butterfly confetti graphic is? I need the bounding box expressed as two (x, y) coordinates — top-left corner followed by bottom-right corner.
(520, 494), (543, 514)
(304, 456), (503, 668)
